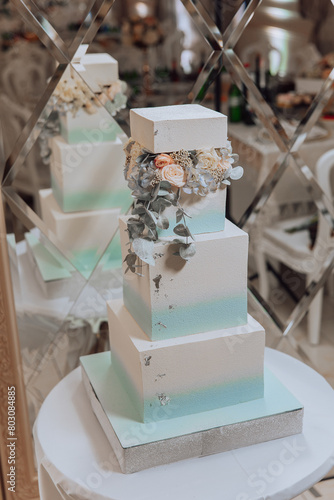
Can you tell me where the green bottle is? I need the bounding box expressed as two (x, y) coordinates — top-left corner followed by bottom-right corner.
(229, 83), (243, 122)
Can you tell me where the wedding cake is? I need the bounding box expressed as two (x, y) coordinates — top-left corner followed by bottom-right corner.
(81, 104), (304, 473)
(39, 50), (131, 277)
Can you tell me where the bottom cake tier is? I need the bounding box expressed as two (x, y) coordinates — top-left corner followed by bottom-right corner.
(80, 351), (304, 474)
(108, 300), (265, 423)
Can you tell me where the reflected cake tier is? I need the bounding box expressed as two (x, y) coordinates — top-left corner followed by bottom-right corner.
(59, 107), (120, 145)
(108, 299), (264, 423)
(39, 189), (120, 275)
(60, 53), (121, 144)
(120, 217), (248, 340)
(50, 135), (131, 212)
(79, 53), (119, 93)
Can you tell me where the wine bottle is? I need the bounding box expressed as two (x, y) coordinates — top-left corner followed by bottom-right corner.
(229, 83), (243, 122)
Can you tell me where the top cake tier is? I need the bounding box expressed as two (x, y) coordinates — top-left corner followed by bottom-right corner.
(130, 104), (227, 153)
(74, 53), (119, 93)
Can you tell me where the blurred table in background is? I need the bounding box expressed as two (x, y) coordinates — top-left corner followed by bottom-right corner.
(228, 121), (334, 223)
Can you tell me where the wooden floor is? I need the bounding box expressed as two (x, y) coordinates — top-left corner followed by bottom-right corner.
(294, 478), (334, 499)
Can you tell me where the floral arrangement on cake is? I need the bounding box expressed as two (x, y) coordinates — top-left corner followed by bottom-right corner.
(122, 16), (164, 49)
(123, 139), (243, 272)
(53, 72), (127, 117)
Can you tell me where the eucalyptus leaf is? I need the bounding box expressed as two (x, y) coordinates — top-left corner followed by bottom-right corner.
(158, 189), (170, 196)
(151, 182), (160, 202)
(124, 253), (137, 266)
(136, 153), (149, 163)
(132, 206), (146, 215)
(133, 191), (152, 201)
(176, 208), (183, 223)
(148, 227), (158, 240)
(164, 192), (178, 203)
(173, 223), (193, 239)
(160, 181), (172, 190)
(179, 243), (196, 260)
(132, 238), (155, 266)
(151, 197), (172, 213)
(157, 214), (169, 230)
(229, 166), (244, 180)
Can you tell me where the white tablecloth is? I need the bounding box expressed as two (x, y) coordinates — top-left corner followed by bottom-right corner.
(33, 348), (334, 500)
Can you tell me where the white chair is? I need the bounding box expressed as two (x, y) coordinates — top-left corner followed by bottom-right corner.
(255, 150), (334, 345)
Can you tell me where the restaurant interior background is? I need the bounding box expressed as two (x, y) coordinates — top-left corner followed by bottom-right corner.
(0, 0), (334, 498)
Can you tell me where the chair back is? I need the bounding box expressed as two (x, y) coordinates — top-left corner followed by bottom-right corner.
(313, 149), (334, 261)
(1, 51), (47, 110)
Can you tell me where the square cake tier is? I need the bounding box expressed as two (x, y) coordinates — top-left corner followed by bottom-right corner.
(59, 107), (119, 145)
(39, 188), (120, 254)
(120, 217), (248, 340)
(108, 299), (265, 423)
(50, 135), (131, 213)
(81, 351), (303, 473)
(130, 104), (228, 153)
(80, 53), (119, 92)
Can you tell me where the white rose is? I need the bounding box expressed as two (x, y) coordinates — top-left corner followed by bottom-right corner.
(161, 163), (186, 187)
(197, 147), (221, 169)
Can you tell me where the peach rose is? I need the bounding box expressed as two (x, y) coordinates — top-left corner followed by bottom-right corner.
(161, 164), (186, 187)
(154, 154), (174, 169)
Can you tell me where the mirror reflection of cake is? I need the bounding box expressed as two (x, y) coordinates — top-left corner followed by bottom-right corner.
(80, 104), (304, 474)
(39, 48), (131, 278)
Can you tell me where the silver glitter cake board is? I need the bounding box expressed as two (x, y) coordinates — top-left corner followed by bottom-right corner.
(80, 352), (304, 474)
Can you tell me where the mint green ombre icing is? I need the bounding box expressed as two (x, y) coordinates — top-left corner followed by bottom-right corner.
(81, 352), (303, 444)
(70, 237), (123, 279)
(60, 121), (118, 144)
(110, 345), (262, 423)
(158, 209), (225, 237)
(51, 175), (132, 213)
(100, 232), (123, 271)
(123, 281), (247, 340)
(25, 232), (74, 281)
(110, 350), (142, 422)
(71, 248), (100, 279)
(143, 375), (263, 422)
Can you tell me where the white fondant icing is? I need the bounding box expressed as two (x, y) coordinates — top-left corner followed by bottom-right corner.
(108, 299), (264, 423)
(50, 135), (126, 211)
(59, 106), (118, 144)
(39, 189), (120, 252)
(80, 53), (119, 91)
(119, 217), (248, 339)
(130, 104), (228, 153)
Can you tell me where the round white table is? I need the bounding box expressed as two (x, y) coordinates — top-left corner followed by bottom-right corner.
(33, 348), (334, 500)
